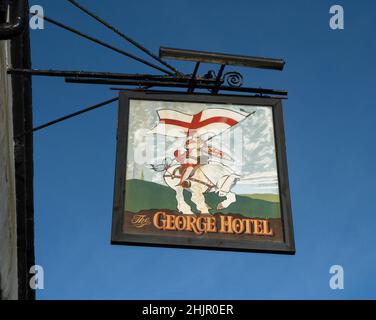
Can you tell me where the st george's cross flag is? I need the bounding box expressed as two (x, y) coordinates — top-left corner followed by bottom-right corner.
(150, 108), (251, 138)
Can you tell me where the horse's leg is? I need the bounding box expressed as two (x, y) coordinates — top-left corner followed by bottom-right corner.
(217, 175), (238, 210)
(217, 192), (236, 210)
(175, 186), (194, 215)
(190, 185), (210, 214)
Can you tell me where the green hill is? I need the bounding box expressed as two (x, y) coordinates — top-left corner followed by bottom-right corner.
(240, 193), (280, 203)
(124, 179), (281, 219)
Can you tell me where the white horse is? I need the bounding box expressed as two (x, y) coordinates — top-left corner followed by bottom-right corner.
(160, 162), (240, 215)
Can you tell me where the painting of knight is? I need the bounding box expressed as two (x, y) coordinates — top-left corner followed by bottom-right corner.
(112, 92), (294, 253)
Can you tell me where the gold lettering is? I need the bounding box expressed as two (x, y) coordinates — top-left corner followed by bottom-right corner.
(219, 215), (233, 233)
(175, 215), (186, 231)
(232, 218), (245, 234)
(207, 217), (217, 233)
(244, 219), (252, 234)
(153, 211), (165, 230)
(165, 214), (176, 231)
(263, 220), (273, 236)
(253, 219), (264, 235)
(195, 217), (206, 235)
(152, 212), (274, 237)
(186, 215), (199, 234)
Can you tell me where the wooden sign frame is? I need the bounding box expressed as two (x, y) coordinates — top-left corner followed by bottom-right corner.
(112, 91), (295, 254)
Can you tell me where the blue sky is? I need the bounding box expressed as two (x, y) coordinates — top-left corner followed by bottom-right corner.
(30, 0), (376, 299)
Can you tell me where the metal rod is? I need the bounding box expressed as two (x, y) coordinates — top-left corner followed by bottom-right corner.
(109, 88), (288, 99)
(16, 97), (118, 138)
(7, 68), (219, 83)
(187, 62), (200, 93)
(65, 78), (287, 96)
(211, 64), (225, 94)
(30, 13), (174, 75)
(66, 0), (182, 76)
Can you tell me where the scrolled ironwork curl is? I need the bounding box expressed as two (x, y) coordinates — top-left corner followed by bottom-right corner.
(224, 71), (243, 87)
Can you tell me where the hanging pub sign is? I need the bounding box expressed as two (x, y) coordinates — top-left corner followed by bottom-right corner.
(112, 91), (295, 253)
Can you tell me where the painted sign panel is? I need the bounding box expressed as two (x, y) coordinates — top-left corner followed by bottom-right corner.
(112, 92), (294, 253)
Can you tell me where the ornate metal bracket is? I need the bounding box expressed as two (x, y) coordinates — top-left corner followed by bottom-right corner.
(0, 0), (28, 40)
(203, 69), (243, 88)
(6, 0), (288, 137)
(224, 71), (243, 87)
(6, 0), (287, 97)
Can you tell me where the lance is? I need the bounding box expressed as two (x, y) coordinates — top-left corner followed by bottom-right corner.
(204, 110), (256, 142)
